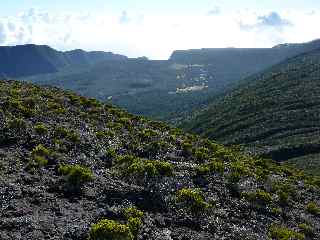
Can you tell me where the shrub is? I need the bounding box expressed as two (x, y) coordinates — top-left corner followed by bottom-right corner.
(269, 225), (304, 240)
(255, 190), (272, 204)
(8, 118), (26, 130)
(306, 202), (320, 215)
(228, 161), (249, 182)
(143, 141), (168, 156)
(213, 148), (235, 161)
(153, 160), (174, 177)
(310, 177), (320, 187)
(278, 191), (289, 206)
(228, 173), (241, 183)
(127, 217), (142, 238)
(104, 130), (115, 138)
(116, 155), (174, 178)
(106, 148), (117, 159)
(242, 190), (272, 206)
(193, 147), (209, 162)
(58, 164), (93, 191)
(195, 160), (224, 176)
(127, 161), (145, 176)
(55, 126), (69, 138)
(89, 219), (133, 240)
(298, 223), (313, 236)
(116, 155), (137, 165)
(8, 99), (34, 117)
(107, 122), (123, 131)
(96, 131), (106, 139)
(202, 139), (219, 152)
(176, 188), (211, 212)
(128, 160), (173, 177)
(271, 207), (282, 215)
(271, 181), (296, 205)
(47, 102), (66, 114)
(68, 94), (80, 105)
(27, 145), (51, 169)
(118, 117), (132, 127)
(123, 207), (144, 219)
(32, 144), (50, 157)
(207, 160), (224, 174)
(80, 97), (101, 108)
(54, 127), (80, 143)
(195, 165), (211, 176)
(34, 123), (48, 135)
(139, 129), (157, 141)
(33, 155), (48, 167)
(143, 162), (157, 176)
(124, 207), (144, 238)
(66, 130), (80, 143)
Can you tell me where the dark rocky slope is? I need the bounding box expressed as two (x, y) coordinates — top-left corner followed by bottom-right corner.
(0, 80), (319, 239)
(183, 49), (320, 175)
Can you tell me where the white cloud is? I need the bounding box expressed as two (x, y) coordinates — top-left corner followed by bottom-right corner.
(119, 11), (131, 24)
(239, 11), (292, 31)
(0, 8), (319, 59)
(207, 6), (221, 16)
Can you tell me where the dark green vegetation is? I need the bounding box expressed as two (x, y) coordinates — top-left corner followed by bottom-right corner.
(0, 80), (319, 239)
(10, 39), (319, 122)
(26, 58), (216, 122)
(184, 48), (320, 175)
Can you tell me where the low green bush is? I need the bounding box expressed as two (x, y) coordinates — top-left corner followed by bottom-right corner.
(106, 148), (117, 159)
(32, 144), (50, 157)
(54, 126), (69, 138)
(306, 202), (320, 215)
(58, 164), (93, 191)
(242, 190), (272, 205)
(8, 118), (26, 130)
(268, 225), (304, 240)
(89, 219), (133, 240)
(298, 223), (313, 236)
(33, 155), (48, 167)
(195, 159), (224, 176)
(34, 123), (48, 135)
(47, 101), (66, 114)
(228, 161), (249, 182)
(193, 147), (209, 163)
(66, 130), (80, 143)
(176, 188), (211, 212)
(123, 207), (144, 238)
(116, 155), (174, 178)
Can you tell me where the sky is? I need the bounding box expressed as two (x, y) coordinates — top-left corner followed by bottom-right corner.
(0, 0), (320, 59)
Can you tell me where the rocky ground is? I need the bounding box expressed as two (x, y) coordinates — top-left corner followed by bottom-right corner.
(0, 80), (319, 239)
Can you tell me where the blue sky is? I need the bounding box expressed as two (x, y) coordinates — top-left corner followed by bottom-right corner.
(2, 0), (320, 13)
(0, 1), (319, 59)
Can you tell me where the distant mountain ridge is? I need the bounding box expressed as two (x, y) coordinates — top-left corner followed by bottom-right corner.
(0, 44), (127, 78)
(169, 39), (320, 90)
(3, 39), (320, 123)
(170, 39), (320, 63)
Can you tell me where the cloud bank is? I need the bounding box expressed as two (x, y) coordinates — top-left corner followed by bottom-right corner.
(0, 8), (319, 59)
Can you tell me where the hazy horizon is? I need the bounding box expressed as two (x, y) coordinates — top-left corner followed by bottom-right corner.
(0, 0), (319, 59)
